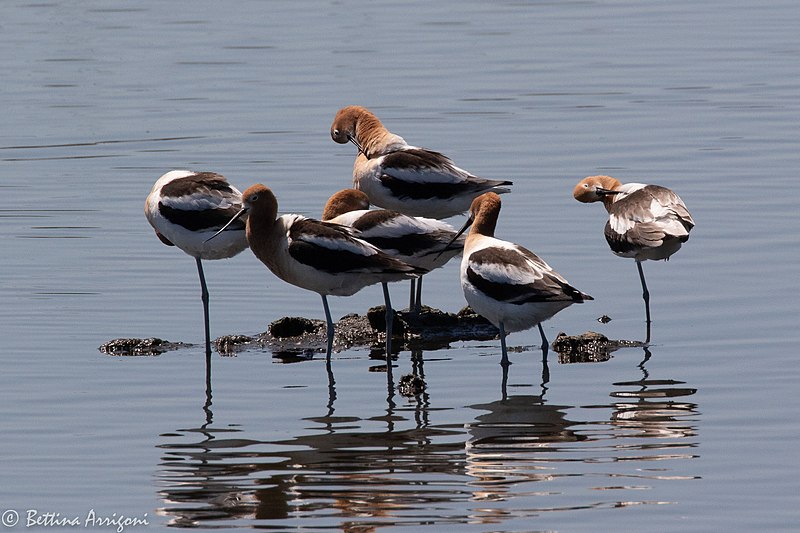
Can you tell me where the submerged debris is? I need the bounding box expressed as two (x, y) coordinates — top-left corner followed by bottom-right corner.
(552, 331), (646, 364)
(99, 337), (190, 356)
(398, 374), (426, 396)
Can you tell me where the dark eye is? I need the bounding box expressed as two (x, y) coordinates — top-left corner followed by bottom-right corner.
(250, 193), (259, 202)
(333, 128), (340, 136)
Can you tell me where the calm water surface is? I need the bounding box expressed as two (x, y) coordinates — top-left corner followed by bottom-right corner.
(2, 1), (798, 531)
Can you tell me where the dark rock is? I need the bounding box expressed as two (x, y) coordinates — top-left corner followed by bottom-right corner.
(214, 335), (256, 355)
(396, 306), (499, 350)
(333, 313), (378, 348)
(250, 306), (499, 356)
(269, 316), (323, 338)
(256, 314), (375, 357)
(98, 337), (189, 356)
(553, 331), (612, 363)
(597, 314), (612, 323)
(552, 331), (647, 364)
(366, 305), (403, 336)
(104, 305), (503, 358)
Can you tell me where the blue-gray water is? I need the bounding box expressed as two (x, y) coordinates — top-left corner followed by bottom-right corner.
(2, 1), (798, 531)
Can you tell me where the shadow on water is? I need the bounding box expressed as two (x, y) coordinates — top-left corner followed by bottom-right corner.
(155, 347), (699, 528)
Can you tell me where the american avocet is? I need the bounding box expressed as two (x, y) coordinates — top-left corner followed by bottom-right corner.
(446, 193), (593, 365)
(208, 184), (422, 355)
(321, 188), (465, 312)
(330, 105), (513, 219)
(145, 170), (249, 353)
(573, 175), (695, 335)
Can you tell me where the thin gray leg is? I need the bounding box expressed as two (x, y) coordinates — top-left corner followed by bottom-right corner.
(538, 323), (549, 357)
(195, 257), (211, 356)
(636, 260), (651, 325)
(499, 321), (510, 366)
(414, 275), (424, 313)
(500, 361), (509, 401)
(321, 294), (334, 358)
(382, 282), (393, 356)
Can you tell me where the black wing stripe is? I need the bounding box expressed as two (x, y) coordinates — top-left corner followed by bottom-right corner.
(159, 203), (245, 232)
(288, 240), (413, 275)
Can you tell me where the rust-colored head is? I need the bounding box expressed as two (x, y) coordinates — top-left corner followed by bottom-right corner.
(573, 175), (622, 209)
(204, 183), (276, 247)
(240, 184), (279, 225)
(447, 192), (503, 247)
(330, 105), (401, 158)
(469, 192), (502, 237)
(331, 105), (378, 145)
(437, 192), (503, 260)
(469, 192), (502, 216)
(321, 188), (371, 221)
(235, 184), (283, 263)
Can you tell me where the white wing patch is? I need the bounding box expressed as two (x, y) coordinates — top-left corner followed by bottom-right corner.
(159, 191), (238, 211)
(372, 215), (454, 238)
(612, 182), (648, 199)
(382, 164), (469, 185)
(609, 212), (636, 235)
(326, 210), (371, 227)
(468, 240), (547, 285)
(288, 218), (379, 258)
(380, 148), (472, 185)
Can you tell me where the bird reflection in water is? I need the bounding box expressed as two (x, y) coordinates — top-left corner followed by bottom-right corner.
(156, 356), (262, 526)
(466, 360), (582, 503)
(608, 347), (699, 445)
(156, 349), (467, 529)
(156, 344), (699, 528)
(464, 346), (699, 521)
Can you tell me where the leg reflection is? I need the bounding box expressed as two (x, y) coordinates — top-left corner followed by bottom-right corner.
(325, 356), (337, 414)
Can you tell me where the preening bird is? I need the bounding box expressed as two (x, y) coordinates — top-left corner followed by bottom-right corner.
(331, 105), (512, 219)
(144, 170), (248, 353)
(573, 175), (694, 340)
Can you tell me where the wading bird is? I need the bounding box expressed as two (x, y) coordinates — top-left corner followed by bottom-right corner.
(446, 193), (592, 365)
(145, 170), (248, 354)
(573, 175), (694, 341)
(208, 184), (422, 356)
(321, 188), (464, 312)
(330, 105), (512, 219)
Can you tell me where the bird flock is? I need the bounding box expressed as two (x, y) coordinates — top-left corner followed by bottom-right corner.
(145, 105), (694, 364)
